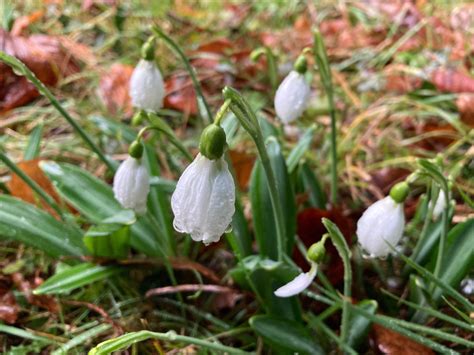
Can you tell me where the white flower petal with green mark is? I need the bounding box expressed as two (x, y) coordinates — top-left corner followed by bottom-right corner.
(429, 190), (448, 221)
(274, 263), (318, 298)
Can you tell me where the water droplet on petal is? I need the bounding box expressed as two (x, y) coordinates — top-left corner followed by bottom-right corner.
(225, 224), (233, 233)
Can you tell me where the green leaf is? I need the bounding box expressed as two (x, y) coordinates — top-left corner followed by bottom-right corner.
(40, 161), (166, 257)
(249, 315), (324, 354)
(84, 223), (130, 259)
(250, 137), (296, 259)
(51, 323), (111, 355)
(0, 195), (85, 257)
(226, 198), (252, 260)
(230, 255), (302, 321)
(433, 219), (474, 303)
(89, 115), (136, 143)
(347, 300), (377, 350)
(34, 263), (122, 295)
(286, 125), (315, 174)
(298, 162), (327, 209)
(24, 123), (44, 160)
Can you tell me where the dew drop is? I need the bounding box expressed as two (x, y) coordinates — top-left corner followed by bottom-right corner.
(225, 224), (233, 233)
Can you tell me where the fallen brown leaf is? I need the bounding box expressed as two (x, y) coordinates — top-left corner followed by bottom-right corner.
(431, 68), (474, 93)
(12, 273), (59, 314)
(7, 158), (61, 218)
(98, 63), (134, 117)
(0, 292), (19, 324)
(456, 93), (474, 127)
(229, 149), (255, 190)
(371, 323), (434, 354)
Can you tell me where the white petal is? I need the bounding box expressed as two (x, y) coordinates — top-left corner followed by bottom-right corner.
(429, 190), (448, 221)
(113, 157), (150, 214)
(129, 59), (165, 112)
(171, 154), (235, 244)
(356, 196), (405, 258)
(274, 70), (311, 124)
(274, 263), (318, 298)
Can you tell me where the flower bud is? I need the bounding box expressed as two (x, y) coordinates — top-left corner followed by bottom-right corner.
(307, 240), (326, 263)
(113, 157), (150, 214)
(429, 190), (448, 220)
(274, 70), (311, 124)
(389, 181), (410, 203)
(357, 196), (405, 258)
(128, 140), (143, 159)
(131, 110), (147, 126)
(199, 124), (227, 160)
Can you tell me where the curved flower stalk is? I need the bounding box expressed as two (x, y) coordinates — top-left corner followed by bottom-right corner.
(129, 38), (165, 112)
(113, 141), (150, 214)
(274, 55), (311, 124)
(171, 123), (235, 245)
(356, 182), (409, 258)
(274, 238), (326, 298)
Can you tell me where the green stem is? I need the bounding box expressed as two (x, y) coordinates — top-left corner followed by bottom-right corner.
(223, 87), (286, 262)
(137, 126), (193, 161)
(321, 218), (352, 347)
(313, 30), (338, 205)
(0, 152), (65, 219)
(152, 27), (213, 125)
(89, 330), (249, 355)
(0, 52), (115, 172)
(214, 99), (232, 126)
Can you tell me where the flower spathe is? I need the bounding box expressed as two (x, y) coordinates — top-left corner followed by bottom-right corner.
(171, 154), (235, 245)
(113, 157), (150, 214)
(430, 190), (448, 220)
(356, 196), (405, 258)
(129, 59), (165, 112)
(274, 262), (318, 298)
(274, 70), (311, 124)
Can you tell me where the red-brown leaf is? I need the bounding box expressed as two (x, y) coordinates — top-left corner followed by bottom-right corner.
(371, 324), (434, 355)
(431, 68), (474, 93)
(98, 63), (134, 117)
(0, 292), (19, 324)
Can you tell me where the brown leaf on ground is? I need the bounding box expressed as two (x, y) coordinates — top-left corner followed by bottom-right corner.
(164, 74), (198, 116)
(456, 93), (474, 127)
(371, 323), (434, 354)
(7, 158), (61, 218)
(0, 292), (19, 324)
(229, 149), (255, 190)
(371, 168), (411, 195)
(98, 63), (134, 117)
(0, 28), (83, 112)
(431, 68), (474, 93)
(295, 208), (354, 285)
(12, 273), (59, 313)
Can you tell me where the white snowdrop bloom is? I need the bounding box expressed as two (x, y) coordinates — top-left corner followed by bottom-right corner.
(274, 70), (311, 124)
(274, 263), (318, 298)
(171, 154), (235, 245)
(113, 157), (150, 214)
(129, 59), (165, 112)
(429, 190), (448, 220)
(357, 196), (405, 258)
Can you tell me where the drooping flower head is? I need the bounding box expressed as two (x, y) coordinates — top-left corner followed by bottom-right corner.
(113, 141), (150, 215)
(274, 55), (311, 124)
(356, 182), (409, 258)
(129, 39), (165, 112)
(274, 239), (326, 298)
(171, 124), (235, 245)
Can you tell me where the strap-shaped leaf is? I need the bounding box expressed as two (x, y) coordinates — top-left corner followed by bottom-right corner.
(0, 195), (85, 257)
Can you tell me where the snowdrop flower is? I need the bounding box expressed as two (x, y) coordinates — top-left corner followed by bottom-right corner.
(274, 239), (326, 298)
(129, 39), (165, 112)
(274, 55), (311, 124)
(357, 182), (409, 258)
(171, 124), (235, 245)
(429, 190), (448, 220)
(113, 141), (150, 215)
